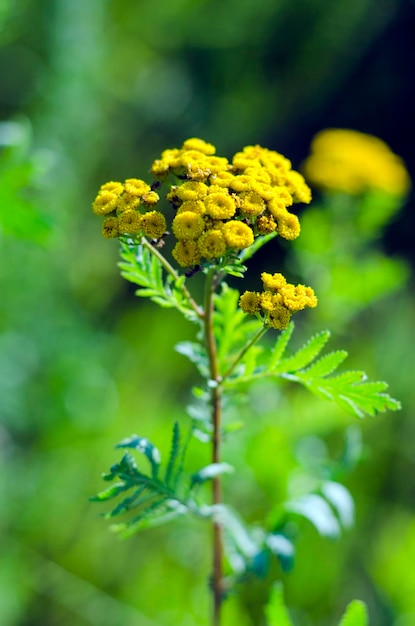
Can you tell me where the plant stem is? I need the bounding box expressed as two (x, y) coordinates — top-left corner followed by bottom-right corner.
(141, 237), (204, 319)
(204, 269), (223, 626)
(221, 325), (268, 382)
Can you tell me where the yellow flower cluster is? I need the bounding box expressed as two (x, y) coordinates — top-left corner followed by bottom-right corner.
(92, 178), (166, 240)
(93, 138), (312, 267)
(303, 129), (411, 196)
(239, 272), (317, 330)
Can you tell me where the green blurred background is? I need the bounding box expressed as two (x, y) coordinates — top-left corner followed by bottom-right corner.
(1, 1), (414, 624)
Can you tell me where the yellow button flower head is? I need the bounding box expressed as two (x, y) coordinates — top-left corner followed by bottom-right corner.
(205, 192), (236, 219)
(197, 229), (227, 259)
(268, 306), (292, 330)
(93, 190), (120, 216)
(140, 211), (166, 239)
(261, 272), (287, 291)
(238, 191), (266, 217)
(182, 138), (216, 155)
(118, 210), (142, 235)
(303, 128), (411, 196)
(172, 240), (201, 267)
(102, 216), (119, 238)
(239, 291), (262, 314)
(176, 200), (206, 215)
(124, 178), (151, 197)
(92, 138), (317, 300)
(222, 221), (254, 250)
(172, 211), (205, 240)
(175, 181), (209, 202)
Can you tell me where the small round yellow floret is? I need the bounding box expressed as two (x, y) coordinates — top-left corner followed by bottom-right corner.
(172, 240), (201, 267)
(182, 138), (216, 155)
(222, 221), (254, 250)
(256, 215), (276, 234)
(239, 291), (262, 314)
(172, 211), (205, 240)
(142, 190), (160, 206)
(175, 181), (209, 202)
(261, 272), (287, 291)
(140, 211), (166, 239)
(268, 306), (292, 330)
(204, 192), (236, 219)
(118, 210), (142, 235)
(102, 216), (119, 238)
(92, 190), (119, 216)
(99, 181), (124, 195)
(197, 229), (226, 259)
(238, 191), (266, 217)
(276, 212), (301, 240)
(124, 178), (151, 197)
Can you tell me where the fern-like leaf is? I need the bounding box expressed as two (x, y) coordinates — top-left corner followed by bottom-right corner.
(265, 583), (294, 626)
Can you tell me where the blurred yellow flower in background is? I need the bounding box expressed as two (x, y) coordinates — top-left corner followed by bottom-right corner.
(303, 128), (411, 196)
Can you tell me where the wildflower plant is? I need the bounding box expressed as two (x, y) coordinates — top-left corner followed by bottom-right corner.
(91, 138), (400, 625)
(295, 129), (411, 325)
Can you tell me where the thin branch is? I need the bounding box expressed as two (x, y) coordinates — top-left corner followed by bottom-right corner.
(204, 269), (224, 626)
(141, 237), (204, 319)
(221, 325), (268, 382)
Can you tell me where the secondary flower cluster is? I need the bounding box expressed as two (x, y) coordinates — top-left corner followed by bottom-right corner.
(303, 129), (411, 196)
(240, 272), (317, 330)
(92, 137), (312, 269)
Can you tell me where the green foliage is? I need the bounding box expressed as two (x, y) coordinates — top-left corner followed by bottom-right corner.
(224, 320), (401, 418)
(265, 585), (369, 626)
(0, 119), (50, 243)
(339, 600), (368, 626)
(118, 241), (199, 322)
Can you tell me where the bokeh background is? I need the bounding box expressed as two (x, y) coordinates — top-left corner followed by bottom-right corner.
(1, 1), (415, 625)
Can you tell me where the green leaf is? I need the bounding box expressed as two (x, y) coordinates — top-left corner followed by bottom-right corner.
(338, 600), (368, 626)
(265, 583), (294, 626)
(191, 462), (234, 486)
(165, 421), (181, 487)
(274, 330), (331, 374)
(89, 482), (131, 502)
(286, 494), (341, 538)
(119, 242), (198, 321)
(116, 435), (161, 478)
(268, 323), (295, 370)
(301, 350), (348, 378)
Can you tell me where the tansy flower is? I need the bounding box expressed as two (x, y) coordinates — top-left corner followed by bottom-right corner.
(182, 137), (216, 155)
(205, 192), (236, 219)
(172, 240), (201, 267)
(142, 190), (160, 206)
(285, 171), (312, 204)
(260, 291), (282, 313)
(124, 178), (151, 197)
(197, 229), (227, 259)
(303, 128), (411, 196)
(92, 190), (119, 216)
(268, 306), (292, 330)
(176, 200), (206, 215)
(118, 210), (142, 235)
(261, 272), (287, 291)
(117, 194), (140, 212)
(256, 215), (276, 234)
(209, 171), (235, 187)
(174, 181), (209, 202)
(172, 211), (205, 240)
(222, 221), (254, 250)
(239, 291), (262, 314)
(238, 191), (266, 217)
(102, 216), (119, 238)
(276, 212), (301, 240)
(99, 181), (124, 195)
(229, 175), (255, 193)
(140, 211), (166, 239)
(280, 284), (318, 311)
